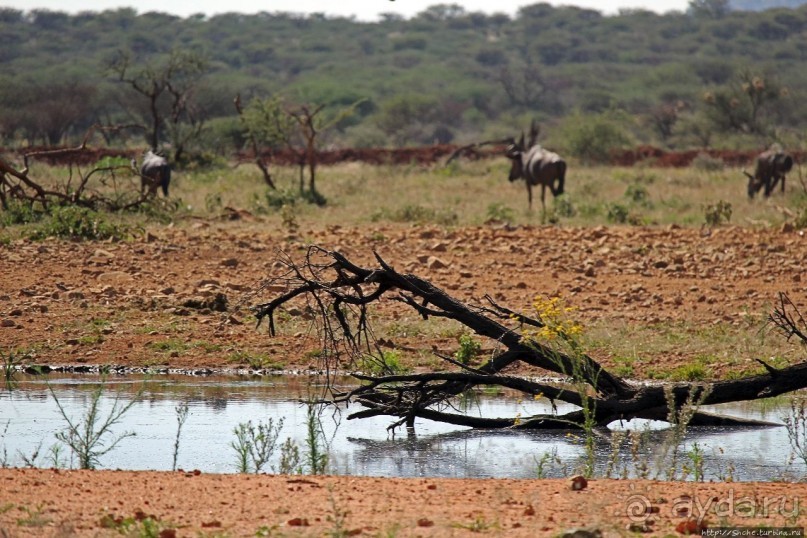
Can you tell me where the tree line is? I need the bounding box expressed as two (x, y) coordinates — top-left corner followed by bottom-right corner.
(2, 1), (807, 163)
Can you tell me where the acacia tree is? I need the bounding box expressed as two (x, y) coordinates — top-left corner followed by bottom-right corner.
(288, 101), (362, 203)
(234, 94), (296, 190)
(702, 69), (787, 136)
(107, 49), (208, 163)
(237, 96), (361, 203)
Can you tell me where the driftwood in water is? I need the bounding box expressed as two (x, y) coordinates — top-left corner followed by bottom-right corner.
(254, 247), (806, 432)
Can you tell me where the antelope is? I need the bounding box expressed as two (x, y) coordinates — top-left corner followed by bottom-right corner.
(743, 146), (793, 198)
(504, 122), (566, 211)
(139, 149), (171, 197)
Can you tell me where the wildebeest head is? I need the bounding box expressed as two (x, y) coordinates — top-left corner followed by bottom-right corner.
(505, 133), (525, 182)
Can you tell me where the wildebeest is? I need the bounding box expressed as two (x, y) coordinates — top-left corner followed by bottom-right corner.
(139, 149), (171, 197)
(505, 131), (566, 211)
(744, 147), (793, 198)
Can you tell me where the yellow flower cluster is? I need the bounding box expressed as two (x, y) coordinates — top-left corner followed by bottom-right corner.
(527, 295), (583, 342)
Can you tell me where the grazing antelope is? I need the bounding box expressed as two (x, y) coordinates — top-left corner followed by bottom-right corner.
(743, 146), (793, 198)
(504, 123), (566, 211)
(139, 149), (171, 197)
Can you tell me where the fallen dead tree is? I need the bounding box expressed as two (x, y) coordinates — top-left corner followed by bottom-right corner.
(254, 247), (806, 432)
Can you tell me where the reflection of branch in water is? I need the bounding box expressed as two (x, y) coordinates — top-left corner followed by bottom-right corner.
(345, 420), (784, 480)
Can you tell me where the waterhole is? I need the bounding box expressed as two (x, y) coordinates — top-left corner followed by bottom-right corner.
(0, 373), (799, 481)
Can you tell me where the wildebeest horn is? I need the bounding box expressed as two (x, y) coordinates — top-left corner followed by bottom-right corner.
(528, 119), (539, 147)
(518, 131), (525, 149)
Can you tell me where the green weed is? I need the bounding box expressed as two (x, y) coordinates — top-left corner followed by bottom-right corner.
(370, 204), (458, 226)
(667, 361), (710, 381)
(147, 339), (189, 354)
(358, 350), (407, 375)
(172, 402), (190, 471)
(783, 397), (807, 469)
(99, 512), (175, 537)
(454, 334), (482, 365)
(50, 377), (144, 469)
(703, 200), (732, 227)
(278, 437), (302, 474)
(231, 418), (284, 473)
(2, 348), (31, 391)
(684, 441), (705, 481)
(28, 206), (131, 241)
(16, 505), (50, 528)
(485, 202), (514, 222)
(305, 403), (328, 475)
(625, 183), (652, 207)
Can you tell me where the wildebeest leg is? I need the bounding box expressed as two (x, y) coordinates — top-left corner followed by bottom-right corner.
(160, 166), (171, 197)
(775, 173), (785, 194)
(540, 183), (547, 213)
(553, 162), (566, 196)
(767, 175), (778, 195)
(526, 182), (533, 210)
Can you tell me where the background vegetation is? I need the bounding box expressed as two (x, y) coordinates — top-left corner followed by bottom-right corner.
(3, 0), (807, 161)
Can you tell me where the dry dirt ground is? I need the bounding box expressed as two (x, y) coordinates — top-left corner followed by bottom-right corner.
(1, 221), (807, 537)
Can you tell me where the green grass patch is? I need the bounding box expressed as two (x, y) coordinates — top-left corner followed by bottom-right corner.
(146, 339), (189, 354)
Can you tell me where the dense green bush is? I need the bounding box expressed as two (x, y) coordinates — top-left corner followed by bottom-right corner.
(28, 206), (131, 241)
(557, 111), (632, 164)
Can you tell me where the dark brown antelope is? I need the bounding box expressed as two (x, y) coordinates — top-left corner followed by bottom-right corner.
(504, 123), (566, 211)
(743, 146), (793, 198)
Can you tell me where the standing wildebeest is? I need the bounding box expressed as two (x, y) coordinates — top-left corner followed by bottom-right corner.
(744, 147), (793, 198)
(139, 149), (171, 197)
(505, 131), (566, 211)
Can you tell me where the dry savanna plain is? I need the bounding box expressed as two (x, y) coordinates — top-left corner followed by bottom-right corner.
(1, 159), (807, 536)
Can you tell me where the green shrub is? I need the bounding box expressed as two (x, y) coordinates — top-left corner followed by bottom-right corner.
(454, 334), (482, 364)
(625, 184), (652, 207)
(486, 202), (515, 222)
(606, 203), (629, 224)
(371, 204), (458, 225)
(0, 201), (41, 226)
(558, 110), (631, 164)
(134, 197), (183, 224)
(691, 152), (725, 172)
(359, 350), (407, 375)
(29, 206), (130, 241)
(263, 187), (326, 211)
(703, 200), (732, 227)
(552, 195), (576, 218)
(668, 362), (709, 381)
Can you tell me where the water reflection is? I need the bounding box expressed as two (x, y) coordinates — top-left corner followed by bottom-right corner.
(0, 374), (801, 481)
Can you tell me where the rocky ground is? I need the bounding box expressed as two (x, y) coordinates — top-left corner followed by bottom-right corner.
(1, 220), (806, 536)
(1, 221), (805, 374)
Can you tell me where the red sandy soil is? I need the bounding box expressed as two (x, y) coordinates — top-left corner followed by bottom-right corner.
(1, 221), (805, 375)
(1, 221), (807, 536)
(1, 469), (806, 537)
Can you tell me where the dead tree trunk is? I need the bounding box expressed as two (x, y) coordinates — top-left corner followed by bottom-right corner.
(254, 248), (805, 432)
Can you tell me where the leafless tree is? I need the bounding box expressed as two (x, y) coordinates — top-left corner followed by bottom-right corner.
(107, 49), (208, 163)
